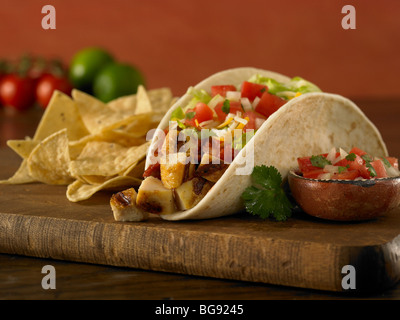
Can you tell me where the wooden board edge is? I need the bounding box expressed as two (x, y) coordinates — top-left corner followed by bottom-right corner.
(0, 212), (399, 293)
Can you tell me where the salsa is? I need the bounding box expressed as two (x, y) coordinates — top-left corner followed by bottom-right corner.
(296, 147), (399, 180)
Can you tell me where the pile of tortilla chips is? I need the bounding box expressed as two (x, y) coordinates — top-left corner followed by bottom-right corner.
(0, 86), (176, 202)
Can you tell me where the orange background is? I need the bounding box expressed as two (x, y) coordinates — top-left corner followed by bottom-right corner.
(1, 0), (399, 99)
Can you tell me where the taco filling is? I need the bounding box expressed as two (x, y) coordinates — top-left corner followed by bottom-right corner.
(136, 75), (321, 215)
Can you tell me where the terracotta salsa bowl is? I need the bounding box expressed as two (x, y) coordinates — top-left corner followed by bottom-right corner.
(288, 170), (400, 221)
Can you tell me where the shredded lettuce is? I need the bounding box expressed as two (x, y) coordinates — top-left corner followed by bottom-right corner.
(185, 86), (212, 110)
(248, 74), (321, 100)
(170, 106), (185, 121)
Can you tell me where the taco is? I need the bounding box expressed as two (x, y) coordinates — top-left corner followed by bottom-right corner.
(110, 67), (387, 221)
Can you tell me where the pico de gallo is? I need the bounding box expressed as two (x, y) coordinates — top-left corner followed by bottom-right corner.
(297, 147), (400, 180)
(145, 75), (321, 176)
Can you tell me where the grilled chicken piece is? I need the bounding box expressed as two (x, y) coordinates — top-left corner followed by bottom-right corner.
(196, 153), (229, 183)
(174, 177), (212, 210)
(110, 188), (149, 221)
(160, 152), (188, 189)
(136, 176), (176, 214)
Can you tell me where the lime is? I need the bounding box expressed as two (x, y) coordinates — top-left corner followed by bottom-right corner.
(93, 62), (145, 102)
(69, 47), (114, 93)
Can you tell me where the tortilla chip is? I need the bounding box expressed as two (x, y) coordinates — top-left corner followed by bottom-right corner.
(73, 89), (138, 135)
(7, 139), (40, 159)
(34, 90), (89, 141)
(68, 141), (150, 177)
(66, 175), (142, 202)
(0, 160), (36, 184)
(27, 129), (73, 185)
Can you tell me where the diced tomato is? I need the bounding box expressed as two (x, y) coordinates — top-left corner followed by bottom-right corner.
(211, 85), (237, 97)
(334, 154), (370, 178)
(143, 163), (161, 179)
(303, 169), (325, 179)
(386, 157), (399, 169)
(332, 170), (360, 180)
(297, 156), (323, 173)
(242, 111), (266, 131)
(214, 100), (243, 121)
(254, 91), (286, 118)
(349, 147), (367, 157)
(370, 159), (388, 178)
(185, 102), (214, 127)
(241, 81), (268, 102)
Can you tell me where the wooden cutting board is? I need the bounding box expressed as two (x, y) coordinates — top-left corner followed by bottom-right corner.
(1, 148), (399, 293)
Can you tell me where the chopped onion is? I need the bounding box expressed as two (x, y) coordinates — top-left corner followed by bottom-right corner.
(318, 173), (332, 180)
(234, 116), (248, 125)
(339, 148), (348, 159)
(326, 147), (337, 163)
(323, 165), (339, 174)
(240, 97), (252, 111)
(199, 119), (215, 128)
(252, 96), (260, 109)
(386, 165), (400, 177)
(226, 91), (241, 101)
(208, 94), (224, 109)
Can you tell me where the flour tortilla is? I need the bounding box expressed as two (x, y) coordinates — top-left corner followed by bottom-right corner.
(145, 67), (387, 221)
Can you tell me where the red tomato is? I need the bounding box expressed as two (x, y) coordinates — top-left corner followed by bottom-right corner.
(254, 91), (286, 118)
(303, 169), (325, 179)
(143, 163), (161, 179)
(214, 100), (243, 121)
(386, 157), (399, 169)
(243, 111), (266, 131)
(332, 170), (360, 180)
(211, 85), (236, 97)
(349, 147), (367, 157)
(0, 74), (35, 111)
(370, 159), (388, 178)
(185, 102), (214, 127)
(35, 74), (72, 109)
(335, 154), (370, 179)
(241, 81), (268, 102)
(297, 156), (323, 173)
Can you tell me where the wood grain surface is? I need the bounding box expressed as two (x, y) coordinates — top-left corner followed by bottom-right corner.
(1, 146), (400, 293)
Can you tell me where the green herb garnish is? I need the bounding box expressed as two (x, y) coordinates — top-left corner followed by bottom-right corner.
(241, 165), (292, 221)
(185, 111), (196, 120)
(361, 154), (377, 177)
(310, 155), (332, 168)
(366, 162), (377, 177)
(345, 153), (356, 161)
(338, 166), (348, 174)
(381, 157), (392, 168)
(222, 99), (230, 114)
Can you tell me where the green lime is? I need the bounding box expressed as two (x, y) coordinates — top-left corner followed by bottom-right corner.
(69, 47), (114, 93)
(93, 62), (145, 102)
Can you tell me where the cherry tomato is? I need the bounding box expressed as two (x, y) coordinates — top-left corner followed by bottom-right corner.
(35, 74), (72, 109)
(0, 74), (35, 111)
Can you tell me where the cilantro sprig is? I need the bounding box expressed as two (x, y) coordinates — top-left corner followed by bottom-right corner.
(241, 165), (292, 221)
(310, 155), (331, 168)
(222, 99), (230, 114)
